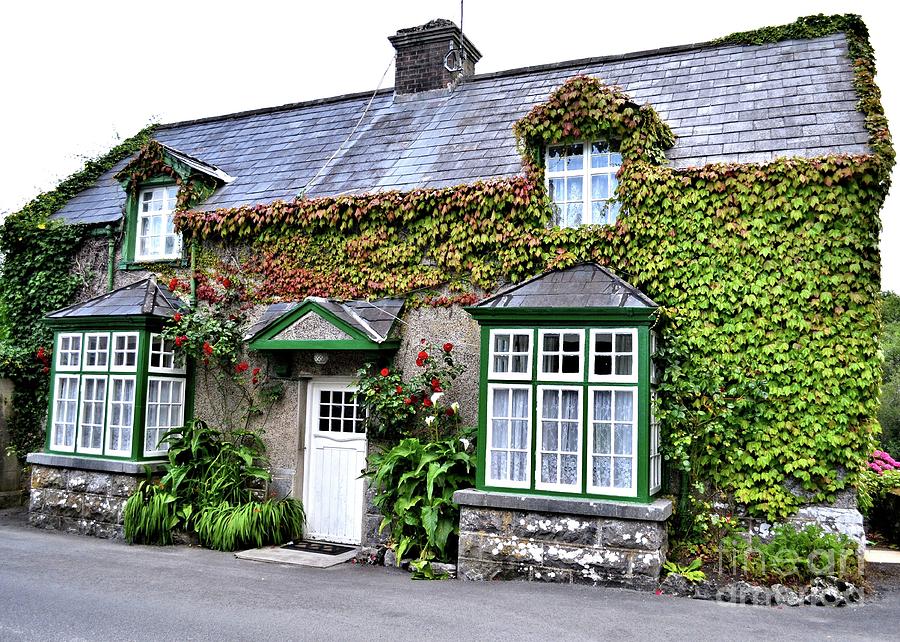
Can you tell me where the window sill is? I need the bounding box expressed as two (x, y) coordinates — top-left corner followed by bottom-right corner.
(27, 452), (166, 475)
(453, 488), (672, 522)
(119, 258), (188, 271)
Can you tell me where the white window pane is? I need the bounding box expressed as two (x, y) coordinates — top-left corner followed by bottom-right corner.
(511, 388), (529, 417)
(593, 456), (612, 487)
(542, 390), (559, 419)
(547, 146), (565, 172)
(615, 355), (633, 375)
(565, 203), (582, 227)
(615, 392), (633, 422)
(491, 451), (507, 480)
(566, 144), (583, 170)
(510, 452), (527, 482)
(594, 390), (612, 421)
(548, 178), (564, 202)
(541, 453), (557, 483)
(493, 355), (509, 373)
(594, 422), (611, 454)
(592, 174), (608, 199)
(614, 423), (632, 455)
(511, 419), (528, 449)
(494, 334), (510, 352)
(492, 388), (509, 417)
(542, 421), (558, 451)
(566, 177), (582, 201)
(561, 454), (578, 485)
(614, 457), (632, 488)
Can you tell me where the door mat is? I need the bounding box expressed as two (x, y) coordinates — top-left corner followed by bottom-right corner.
(281, 540), (355, 556)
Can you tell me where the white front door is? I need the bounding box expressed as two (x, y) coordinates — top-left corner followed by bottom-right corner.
(303, 379), (367, 545)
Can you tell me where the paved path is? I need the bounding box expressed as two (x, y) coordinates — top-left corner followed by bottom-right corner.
(1, 508), (897, 641)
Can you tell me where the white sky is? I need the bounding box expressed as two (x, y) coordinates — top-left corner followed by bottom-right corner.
(1, 0), (897, 290)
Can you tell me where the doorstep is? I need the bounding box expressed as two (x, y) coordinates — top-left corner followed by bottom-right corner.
(865, 548), (900, 564)
(235, 545), (358, 568)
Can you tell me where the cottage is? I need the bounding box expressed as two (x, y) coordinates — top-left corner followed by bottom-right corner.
(13, 15), (890, 587)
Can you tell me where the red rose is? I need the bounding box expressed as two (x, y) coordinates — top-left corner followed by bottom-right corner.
(235, 361), (249, 373)
(168, 278), (179, 292)
(222, 277), (232, 288)
(42, 366), (49, 374)
(36, 347), (45, 359)
(417, 350), (428, 360)
(445, 407), (455, 416)
(173, 312), (182, 322)
(380, 367), (390, 377)
(203, 341), (213, 355)
(404, 397), (413, 405)
(251, 377), (259, 386)
(175, 335), (187, 347)
(423, 398), (433, 408)
(443, 342), (453, 352)
(415, 358), (424, 367)
(252, 367), (261, 376)
(395, 385), (403, 394)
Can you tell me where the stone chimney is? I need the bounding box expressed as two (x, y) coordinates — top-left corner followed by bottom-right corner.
(388, 19), (482, 96)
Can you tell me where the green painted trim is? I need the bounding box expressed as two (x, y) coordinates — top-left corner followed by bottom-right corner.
(120, 177), (186, 268)
(44, 316), (167, 331)
(251, 339), (400, 352)
(248, 299), (397, 352)
(466, 306), (657, 323)
(475, 326), (489, 489)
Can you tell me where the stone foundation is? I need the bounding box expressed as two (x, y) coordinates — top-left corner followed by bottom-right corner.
(26, 453), (164, 539)
(454, 489), (672, 591)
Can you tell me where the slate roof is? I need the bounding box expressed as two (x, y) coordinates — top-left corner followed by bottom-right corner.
(476, 263), (658, 309)
(245, 297), (404, 343)
(53, 32), (868, 226)
(46, 278), (184, 320)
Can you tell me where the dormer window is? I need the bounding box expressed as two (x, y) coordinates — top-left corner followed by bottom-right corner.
(136, 185), (181, 261)
(546, 140), (622, 228)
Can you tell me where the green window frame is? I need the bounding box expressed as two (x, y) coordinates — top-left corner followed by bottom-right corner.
(475, 319), (659, 503)
(45, 328), (191, 461)
(120, 177), (186, 269)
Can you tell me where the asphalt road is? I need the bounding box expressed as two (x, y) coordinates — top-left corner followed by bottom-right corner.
(1, 507), (898, 641)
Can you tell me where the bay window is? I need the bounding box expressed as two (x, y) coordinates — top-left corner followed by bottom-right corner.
(44, 329), (189, 461)
(478, 324), (655, 501)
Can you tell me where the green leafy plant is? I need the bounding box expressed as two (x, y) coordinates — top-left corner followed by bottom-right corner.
(123, 419), (304, 551)
(663, 558), (706, 583)
(721, 524), (859, 582)
(366, 429), (476, 565)
(196, 499), (305, 551)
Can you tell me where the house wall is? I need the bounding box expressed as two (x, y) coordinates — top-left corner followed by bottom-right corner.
(0, 379), (24, 508)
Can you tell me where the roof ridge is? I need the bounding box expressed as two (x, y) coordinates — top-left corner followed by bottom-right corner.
(153, 32), (846, 132)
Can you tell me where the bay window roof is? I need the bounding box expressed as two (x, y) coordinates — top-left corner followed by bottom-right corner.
(475, 263), (658, 311)
(45, 278), (183, 324)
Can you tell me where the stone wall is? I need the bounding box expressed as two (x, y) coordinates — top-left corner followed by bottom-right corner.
(0, 378), (24, 508)
(454, 489), (672, 591)
(27, 455), (163, 539)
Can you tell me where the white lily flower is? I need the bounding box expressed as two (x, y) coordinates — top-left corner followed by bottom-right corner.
(460, 437), (471, 450)
(424, 416), (436, 426)
(451, 401), (460, 412)
(431, 392), (444, 404)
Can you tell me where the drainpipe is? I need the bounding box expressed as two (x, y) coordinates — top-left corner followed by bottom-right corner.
(106, 224), (116, 292)
(190, 241), (198, 307)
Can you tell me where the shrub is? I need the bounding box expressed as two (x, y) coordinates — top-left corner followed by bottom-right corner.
(366, 429), (476, 564)
(124, 419), (304, 551)
(721, 524), (858, 582)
